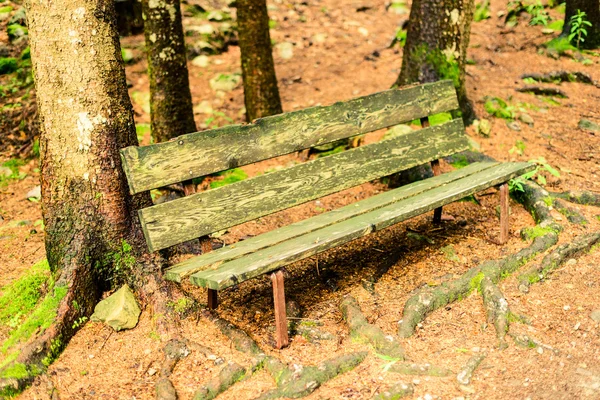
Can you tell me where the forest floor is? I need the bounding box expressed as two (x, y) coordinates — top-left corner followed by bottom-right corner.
(1, 0), (600, 398)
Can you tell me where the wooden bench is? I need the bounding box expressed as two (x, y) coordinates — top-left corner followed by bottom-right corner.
(120, 80), (535, 349)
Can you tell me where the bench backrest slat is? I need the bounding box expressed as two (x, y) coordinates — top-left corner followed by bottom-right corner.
(139, 118), (468, 252)
(120, 80), (458, 194)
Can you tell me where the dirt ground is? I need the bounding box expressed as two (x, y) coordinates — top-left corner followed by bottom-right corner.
(1, 0), (600, 398)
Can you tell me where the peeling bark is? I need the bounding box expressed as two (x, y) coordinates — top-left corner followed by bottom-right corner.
(456, 353), (486, 385)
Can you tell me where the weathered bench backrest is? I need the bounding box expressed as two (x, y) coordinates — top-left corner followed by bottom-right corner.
(120, 80), (468, 252)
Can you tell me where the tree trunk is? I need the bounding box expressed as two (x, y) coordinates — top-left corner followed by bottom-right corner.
(395, 0), (475, 123)
(19, 0), (152, 379)
(142, 0), (197, 143)
(115, 0), (144, 36)
(562, 0), (600, 49)
(237, 0), (283, 122)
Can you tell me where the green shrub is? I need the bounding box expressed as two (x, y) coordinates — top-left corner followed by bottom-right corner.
(0, 58), (18, 75)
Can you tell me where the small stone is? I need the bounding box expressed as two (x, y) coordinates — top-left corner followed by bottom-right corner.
(209, 73), (241, 92)
(358, 27), (369, 37)
(519, 113), (534, 126)
(506, 121), (521, 131)
(191, 55), (210, 68)
(147, 368), (157, 376)
(566, 258), (577, 266)
(194, 100), (213, 114)
(214, 357), (225, 365)
(276, 42), (294, 60)
(412, 379), (420, 385)
(474, 119), (491, 136)
(206, 354), (217, 360)
(312, 33), (327, 43)
(25, 185), (41, 200)
(537, 347), (544, 354)
(563, 305), (571, 311)
(578, 119), (600, 132)
(574, 322), (581, 330)
(90, 285), (141, 332)
(590, 310), (600, 322)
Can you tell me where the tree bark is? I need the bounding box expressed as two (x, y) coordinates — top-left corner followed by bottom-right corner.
(561, 0), (600, 49)
(21, 0), (151, 375)
(142, 0), (197, 143)
(237, 0), (283, 122)
(395, 0), (475, 123)
(115, 0), (144, 36)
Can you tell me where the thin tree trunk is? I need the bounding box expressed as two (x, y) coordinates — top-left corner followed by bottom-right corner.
(237, 0), (283, 122)
(18, 0), (151, 377)
(395, 0), (475, 123)
(562, 0), (600, 49)
(142, 0), (197, 143)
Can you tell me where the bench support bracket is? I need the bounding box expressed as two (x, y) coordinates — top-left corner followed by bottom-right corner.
(499, 183), (509, 244)
(271, 270), (289, 349)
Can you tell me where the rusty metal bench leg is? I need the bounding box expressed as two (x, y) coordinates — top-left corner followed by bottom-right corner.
(271, 270), (289, 349)
(499, 183), (509, 244)
(207, 289), (218, 310)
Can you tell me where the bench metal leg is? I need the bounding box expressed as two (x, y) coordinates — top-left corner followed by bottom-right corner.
(431, 159), (443, 224)
(271, 270), (289, 349)
(499, 183), (509, 244)
(207, 289), (218, 309)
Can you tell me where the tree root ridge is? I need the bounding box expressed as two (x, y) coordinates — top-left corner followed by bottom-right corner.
(550, 190), (600, 207)
(255, 352), (368, 400)
(388, 362), (452, 377)
(515, 182), (562, 232)
(193, 362), (247, 400)
(480, 277), (509, 348)
(520, 71), (595, 85)
(552, 199), (588, 225)
(206, 313), (366, 399)
(456, 353), (486, 385)
(155, 339), (190, 400)
(518, 231), (600, 293)
(398, 232), (557, 338)
(373, 382), (414, 399)
(340, 296), (405, 360)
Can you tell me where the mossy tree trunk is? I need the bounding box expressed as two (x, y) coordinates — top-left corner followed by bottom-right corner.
(395, 0), (475, 123)
(115, 0), (144, 36)
(561, 0), (600, 49)
(142, 0), (197, 143)
(237, 0), (283, 122)
(19, 0), (153, 382)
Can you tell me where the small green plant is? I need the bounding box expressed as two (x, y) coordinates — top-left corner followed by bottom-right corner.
(72, 316), (88, 329)
(527, 1), (549, 26)
(509, 140), (526, 156)
(569, 10), (592, 49)
(390, 28), (407, 48)
(374, 353), (401, 372)
(484, 97), (516, 120)
(474, 0), (491, 22)
(509, 157), (560, 192)
(0, 57), (18, 75)
(204, 110), (234, 129)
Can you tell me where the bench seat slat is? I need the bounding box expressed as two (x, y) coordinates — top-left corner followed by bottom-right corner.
(120, 80), (458, 194)
(165, 162), (501, 282)
(189, 161), (535, 290)
(140, 119), (469, 252)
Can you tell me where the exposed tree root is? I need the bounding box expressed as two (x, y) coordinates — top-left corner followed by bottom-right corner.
(516, 86), (568, 98)
(373, 382), (414, 399)
(518, 231), (600, 293)
(456, 353), (486, 385)
(398, 232), (557, 338)
(285, 301), (335, 343)
(549, 190), (600, 207)
(193, 362), (247, 400)
(154, 339), (190, 400)
(206, 312), (366, 399)
(520, 71), (595, 85)
(255, 352), (368, 400)
(388, 362), (452, 376)
(480, 277), (509, 348)
(552, 199), (588, 225)
(340, 296), (405, 360)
